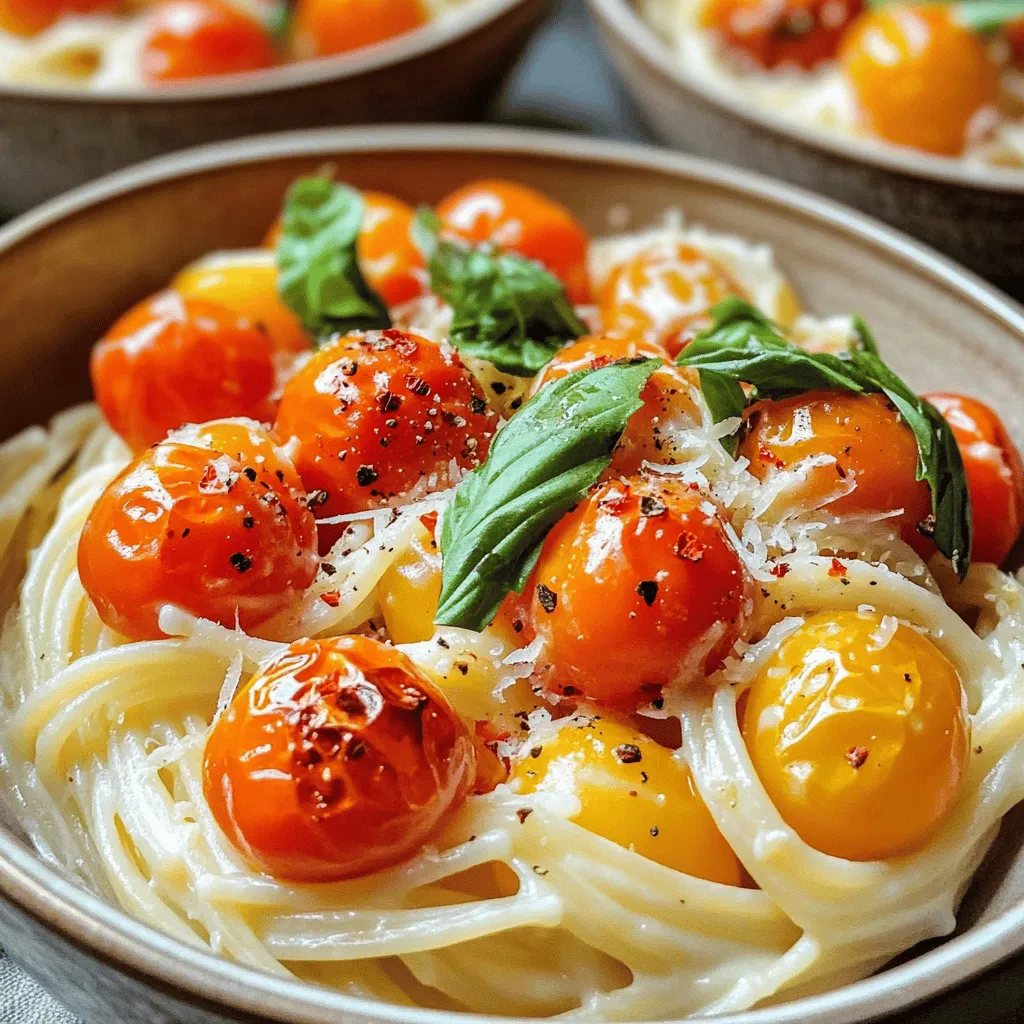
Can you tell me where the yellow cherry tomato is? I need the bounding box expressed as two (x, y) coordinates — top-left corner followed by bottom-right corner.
(743, 609), (968, 861)
(513, 719), (745, 885)
(379, 518), (441, 643)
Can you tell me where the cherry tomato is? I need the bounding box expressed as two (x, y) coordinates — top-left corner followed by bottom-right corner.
(743, 609), (967, 861)
(738, 391), (932, 553)
(524, 475), (752, 708)
(436, 180), (592, 305)
(78, 420), (318, 641)
(1007, 17), (1024, 63)
(90, 290), (277, 452)
(703, 0), (863, 69)
(925, 392), (1024, 565)
(203, 635), (473, 881)
(0, 0), (113, 36)
(839, 6), (999, 156)
(274, 329), (497, 551)
(141, 0), (276, 83)
(290, 0), (427, 56)
(597, 242), (744, 357)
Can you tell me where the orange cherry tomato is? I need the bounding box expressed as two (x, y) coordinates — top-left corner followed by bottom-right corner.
(436, 180), (592, 305)
(524, 475), (752, 708)
(839, 6), (999, 156)
(140, 0), (276, 83)
(90, 290), (277, 452)
(738, 391), (932, 552)
(925, 392), (1024, 565)
(290, 0), (427, 56)
(264, 191), (425, 307)
(78, 420), (318, 641)
(203, 635), (474, 881)
(702, 0), (863, 69)
(0, 0), (113, 36)
(598, 242), (744, 357)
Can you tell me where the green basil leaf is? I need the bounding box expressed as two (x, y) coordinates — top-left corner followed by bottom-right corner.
(435, 358), (661, 630)
(866, 0), (1024, 32)
(413, 207), (586, 377)
(267, 0), (294, 42)
(276, 177), (390, 344)
(695, 369), (746, 456)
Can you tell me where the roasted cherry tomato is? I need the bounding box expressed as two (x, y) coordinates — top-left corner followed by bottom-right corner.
(513, 718), (744, 883)
(274, 329), (497, 550)
(743, 609), (967, 861)
(78, 419), (318, 641)
(204, 635), (473, 881)
(597, 242), (744, 357)
(289, 0), (427, 56)
(703, 0), (863, 69)
(1007, 17), (1024, 63)
(925, 392), (1024, 565)
(140, 0), (276, 83)
(0, 0), (112, 36)
(173, 252), (310, 355)
(90, 290), (276, 452)
(840, 6), (999, 156)
(524, 475), (751, 707)
(738, 391), (932, 553)
(436, 180), (592, 305)
(530, 335), (702, 476)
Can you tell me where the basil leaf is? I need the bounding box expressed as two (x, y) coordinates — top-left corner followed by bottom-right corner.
(696, 369), (746, 456)
(678, 299), (973, 578)
(866, 0), (1024, 32)
(267, 0), (294, 42)
(276, 177), (390, 344)
(435, 358), (661, 630)
(413, 208), (586, 377)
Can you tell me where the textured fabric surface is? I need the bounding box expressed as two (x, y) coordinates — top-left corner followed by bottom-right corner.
(0, 951), (77, 1024)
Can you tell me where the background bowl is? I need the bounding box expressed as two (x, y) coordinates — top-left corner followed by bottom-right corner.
(2, 124), (1024, 1024)
(583, 0), (1024, 300)
(0, 0), (548, 217)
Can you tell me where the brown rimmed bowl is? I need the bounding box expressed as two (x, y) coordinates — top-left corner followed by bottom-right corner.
(2, 124), (1024, 1024)
(583, 0), (1024, 300)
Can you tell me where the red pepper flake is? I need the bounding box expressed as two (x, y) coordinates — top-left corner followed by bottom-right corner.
(405, 374), (431, 396)
(516, 808), (533, 824)
(320, 590), (341, 607)
(769, 562), (790, 578)
(640, 495), (667, 517)
(378, 391), (402, 414)
(845, 745), (868, 769)
(613, 743), (642, 764)
(356, 465), (379, 487)
(674, 531), (706, 561)
(828, 557), (847, 578)
(758, 444), (785, 469)
(536, 584), (558, 613)
(419, 511), (439, 536)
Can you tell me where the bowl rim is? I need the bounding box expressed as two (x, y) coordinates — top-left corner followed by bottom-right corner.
(0, 0), (533, 105)
(585, 0), (1024, 195)
(3, 123), (1024, 1024)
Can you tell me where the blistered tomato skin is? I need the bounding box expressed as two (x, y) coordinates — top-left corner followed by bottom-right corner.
(290, 0), (427, 56)
(203, 635), (474, 882)
(90, 290), (277, 452)
(274, 329), (497, 550)
(840, 6), (999, 156)
(597, 242), (744, 357)
(925, 392), (1024, 565)
(743, 610), (968, 861)
(738, 391), (932, 553)
(0, 0), (112, 35)
(525, 475), (752, 708)
(513, 719), (744, 884)
(77, 420), (318, 641)
(141, 0), (277, 82)
(436, 180), (592, 305)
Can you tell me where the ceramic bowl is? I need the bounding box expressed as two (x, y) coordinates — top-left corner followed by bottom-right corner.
(0, 0), (548, 217)
(2, 124), (1024, 1024)
(584, 0), (1024, 300)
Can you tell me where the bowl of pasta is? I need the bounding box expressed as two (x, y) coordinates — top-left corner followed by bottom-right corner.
(585, 0), (1024, 298)
(2, 123), (1024, 1024)
(0, 0), (548, 216)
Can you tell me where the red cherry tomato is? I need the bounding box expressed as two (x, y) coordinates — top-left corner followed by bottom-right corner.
(90, 290), (277, 452)
(274, 329), (497, 551)
(290, 0), (427, 56)
(203, 635), (474, 881)
(925, 392), (1024, 565)
(523, 475), (752, 708)
(141, 0), (276, 83)
(78, 420), (318, 641)
(0, 0), (113, 36)
(436, 180), (592, 305)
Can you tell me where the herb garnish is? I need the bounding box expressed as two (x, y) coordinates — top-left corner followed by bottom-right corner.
(867, 0), (1024, 32)
(412, 209), (586, 376)
(435, 358), (660, 630)
(677, 298), (973, 578)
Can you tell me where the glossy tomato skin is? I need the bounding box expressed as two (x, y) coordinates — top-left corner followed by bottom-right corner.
(78, 420), (318, 641)
(141, 0), (277, 83)
(925, 392), (1024, 565)
(525, 475), (752, 708)
(90, 290), (277, 452)
(274, 329), (497, 549)
(290, 0), (427, 56)
(703, 0), (863, 69)
(203, 635), (474, 881)
(436, 180), (592, 305)
(0, 0), (112, 35)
